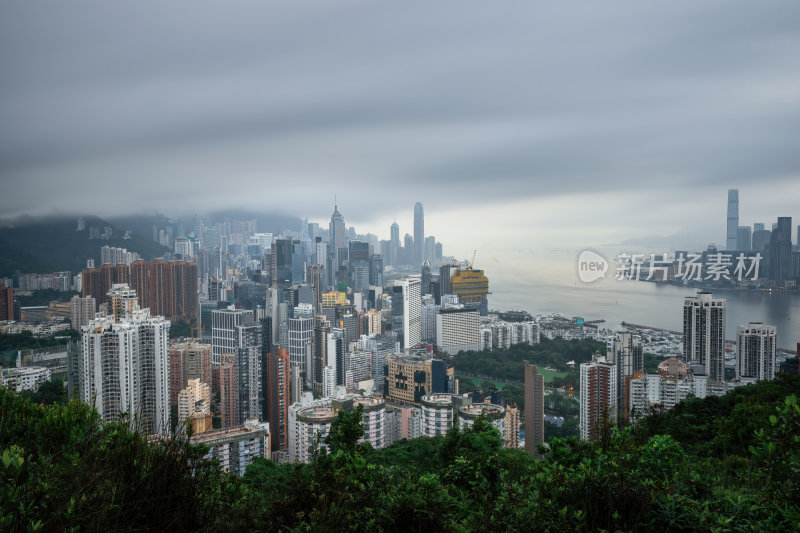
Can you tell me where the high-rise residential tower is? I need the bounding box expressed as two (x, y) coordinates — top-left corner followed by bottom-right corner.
(78, 285), (170, 435)
(524, 364), (545, 457)
(683, 291), (726, 381)
(579, 354), (617, 441)
(726, 189), (738, 251)
(737, 322), (776, 381)
(414, 202), (424, 266)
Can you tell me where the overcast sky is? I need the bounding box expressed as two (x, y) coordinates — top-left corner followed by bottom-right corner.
(1, 1), (799, 251)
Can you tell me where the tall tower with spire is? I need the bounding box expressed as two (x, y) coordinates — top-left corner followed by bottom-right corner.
(329, 204), (346, 285)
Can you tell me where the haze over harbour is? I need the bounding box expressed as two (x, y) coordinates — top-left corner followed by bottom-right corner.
(481, 248), (799, 350)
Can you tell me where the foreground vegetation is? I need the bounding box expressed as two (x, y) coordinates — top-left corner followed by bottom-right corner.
(1, 375), (799, 531)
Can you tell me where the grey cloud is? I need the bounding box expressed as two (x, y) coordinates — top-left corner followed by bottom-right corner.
(0, 0), (798, 232)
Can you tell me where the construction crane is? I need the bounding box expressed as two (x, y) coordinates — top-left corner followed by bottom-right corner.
(470, 250), (477, 270)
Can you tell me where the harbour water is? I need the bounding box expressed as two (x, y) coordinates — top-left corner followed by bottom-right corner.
(483, 249), (800, 350)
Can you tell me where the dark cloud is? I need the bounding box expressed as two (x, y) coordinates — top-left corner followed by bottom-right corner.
(0, 0), (798, 235)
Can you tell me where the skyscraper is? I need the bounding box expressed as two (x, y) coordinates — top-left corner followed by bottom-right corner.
(768, 217), (792, 284)
(737, 322), (776, 381)
(236, 323), (263, 423)
(169, 341), (212, 405)
(390, 221), (400, 266)
(78, 285), (170, 435)
(414, 202), (424, 266)
(726, 189), (738, 251)
(217, 353), (238, 429)
(266, 349), (290, 451)
(211, 308), (252, 366)
(737, 226), (752, 252)
(0, 284), (14, 321)
(683, 291), (726, 381)
(524, 364), (544, 457)
(329, 205), (346, 281)
(348, 240), (370, 292)
(391, 278), (421, 351)
(606, 333), (643, 416)
(579, 354), (617, 441)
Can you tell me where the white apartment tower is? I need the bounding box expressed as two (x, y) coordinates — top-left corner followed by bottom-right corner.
(579, 354), (617, 441)
(79, 285), (170, 435)
(683, 292), (726, 382)
(736, 322), (776, 381)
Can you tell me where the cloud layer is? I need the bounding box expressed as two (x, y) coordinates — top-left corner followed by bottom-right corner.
(1, 0), (799, 247)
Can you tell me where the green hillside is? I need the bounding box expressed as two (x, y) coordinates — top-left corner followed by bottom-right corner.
(0, 215), (169, 277)
(1, 375), (798, 531)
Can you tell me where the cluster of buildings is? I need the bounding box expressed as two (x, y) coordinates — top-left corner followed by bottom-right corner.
(579, 291), (781, 440)
(50, 202), (534, 475)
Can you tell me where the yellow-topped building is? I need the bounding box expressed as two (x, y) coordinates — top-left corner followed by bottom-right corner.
(321, 291), (347, 307)
(450, 268), (489, 308)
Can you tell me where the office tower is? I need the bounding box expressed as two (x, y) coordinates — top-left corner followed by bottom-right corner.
(327, 329), (346, 386)
(348, 240), (370, 292)
(435, 242), (443, 260)
(421, 301), (440, 341)
(329, 205), (346, 277)
(169, 341), (212, 405)
(391, 278), (421, 351)
(312, 315), (332, 389)
(383, 354), (454, 404)
(421, 260), (432, 295)
(606, 333), (643, 416)
(272, 239), (293, 296)
(0, 285), (13, 322)
(288, 313), (313, 384)
(368, 255), (383, 287)
(737, 226), (752, 251)
(737, 322), (776, 381)
(436, 307), (480, 355)
(403, 234), (414, 266)
(726, 189), (738, 251)
(424, 236), (436, 264)
(683, 291), (726, 382)
(217, 353), (238, 429)
(451, 267), (490, 316)
(412, 202), (425, 266)
(752, 229), (771, 253)
(579, 354), (617, 441)
(306, 265), (323, 312)
(266, 349), (290, 451)
(439, 262), (455, 301)
(236, 323), (263, 423)
(768, 217), (793, 283)
(78, 288), (170, 435)
(413, 202), (424, 266)
(524, 364), (545, 457)
(754, 223), (765, 232)
(211, 308), (252, 365)
(390, 221), (400, 266)
(70, 295), (96, 330)
(290, 240), (305, 286)
(177, 378), (212, 435)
